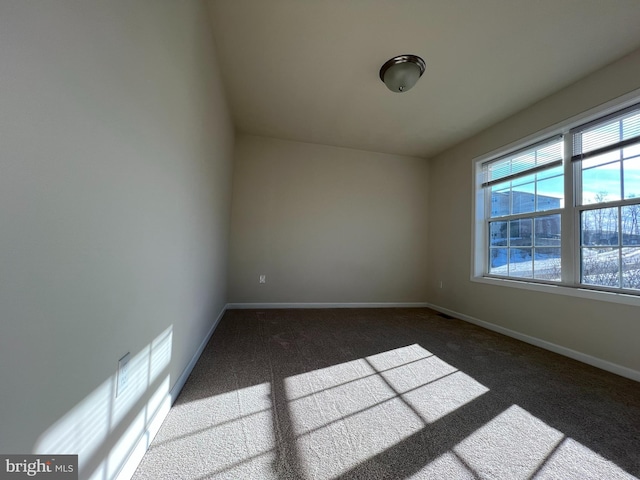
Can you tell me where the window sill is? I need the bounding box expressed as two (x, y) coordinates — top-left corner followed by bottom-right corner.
(470, 275), (640, 307)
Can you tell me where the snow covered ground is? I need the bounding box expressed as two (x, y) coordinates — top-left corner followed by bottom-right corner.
(489, 247), (640, 289)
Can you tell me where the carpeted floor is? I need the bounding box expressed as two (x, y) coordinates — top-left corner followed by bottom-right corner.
(131, 308), (640, 479)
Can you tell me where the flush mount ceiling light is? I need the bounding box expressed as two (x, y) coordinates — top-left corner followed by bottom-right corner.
(379, 54), (426, 93)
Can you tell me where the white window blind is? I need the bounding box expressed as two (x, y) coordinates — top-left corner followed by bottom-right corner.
(572, 103), (640, 161)
(481, 135), (563, 188)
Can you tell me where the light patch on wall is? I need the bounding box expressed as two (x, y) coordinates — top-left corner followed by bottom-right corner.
(104, 376), (171, 480)
(33, 326), (173, 479)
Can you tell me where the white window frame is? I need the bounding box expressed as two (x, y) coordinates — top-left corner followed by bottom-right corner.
(472, 89), (640, 307)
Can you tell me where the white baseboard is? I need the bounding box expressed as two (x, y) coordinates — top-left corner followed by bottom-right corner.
(226, 302), (431, 309)
(427, 303), (640, 383)
(115, 305), (228, 480)
(169, 306), (226, 403)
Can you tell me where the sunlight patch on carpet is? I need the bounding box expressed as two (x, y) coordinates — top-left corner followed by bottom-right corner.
(148, 382), (277, 479)
(284, 344), (490, 479)
(453, 404), (637, 479)
(534, 437), (637, 479)
(454, 404), (565, 479)
(399, 370), (490, 423)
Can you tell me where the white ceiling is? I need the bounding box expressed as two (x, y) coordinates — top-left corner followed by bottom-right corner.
(208, 0), (640, 159)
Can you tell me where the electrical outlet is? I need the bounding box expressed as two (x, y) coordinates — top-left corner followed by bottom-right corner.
(116, 352), (131, 397)
(259, 274), (266, 284)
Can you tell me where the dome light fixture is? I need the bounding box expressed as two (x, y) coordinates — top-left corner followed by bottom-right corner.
(379, 54), (426, 93)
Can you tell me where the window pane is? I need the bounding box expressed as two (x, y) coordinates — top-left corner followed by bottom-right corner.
(511, 172), (536, 188)
(534, 247), (561, 281)
(621, 205), (640, 245)
(488, 161), (511, 183)
(535, 215), (561, 246)
(483, 138), (562, 185)
(623, 157), (640, 199)
(574, 107), (640, 158)
(622, 248), (640, 290)
(582, 150), (621, 169)
(490, 187), (510, 217)
(510, 151), (536, 176)
(536, 164), (563, 180)
(581, 208), (619, 246)
(512, 185), (535, 214)
(623, 142), (640, 160)
(510, 219), (532, 246)
(509, 248), (532, 278)
(489, 248), (508, 273)
(622, 112), (640, 141)
(535, 176), (564, 211)
(581, 121), (620, 154)
(489, 221), (508, 246)
(581, 247), (620, 288)
(582, 163), (621, 204)
(537, 142), (562, 164)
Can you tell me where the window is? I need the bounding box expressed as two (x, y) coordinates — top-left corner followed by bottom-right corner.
(483, 137), (563, 281)
(474, 101), (640, 298)
(574, 104), (640, 290)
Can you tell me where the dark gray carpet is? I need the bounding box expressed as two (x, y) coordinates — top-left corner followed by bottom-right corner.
(131, 308), (640, 479)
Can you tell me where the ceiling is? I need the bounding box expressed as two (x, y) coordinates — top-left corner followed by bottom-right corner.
(207, 0), (640, 159)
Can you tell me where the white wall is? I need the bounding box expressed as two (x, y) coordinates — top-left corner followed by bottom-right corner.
(427, 48), (640, 375)
(0, 1), (234, 478)
(228, 135), (430, 304)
